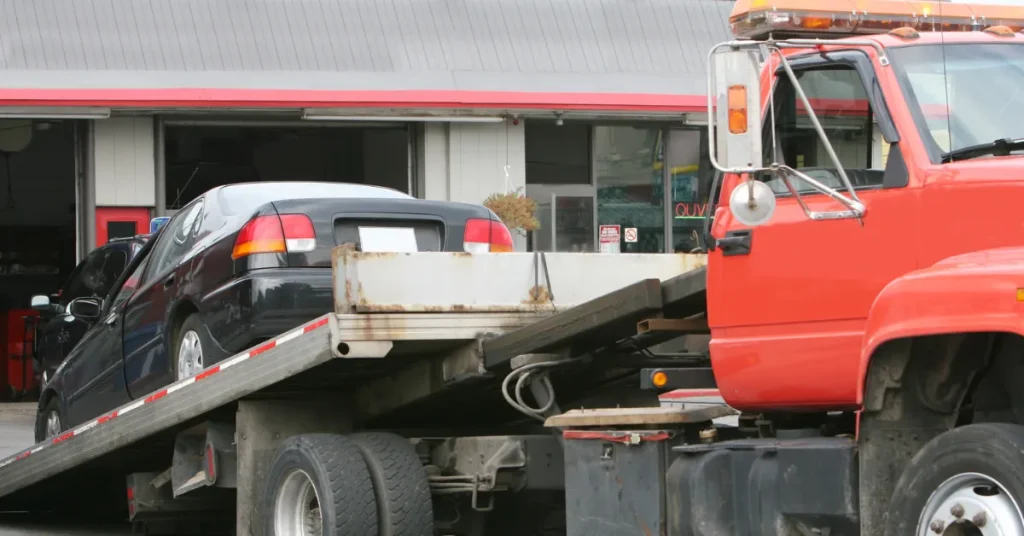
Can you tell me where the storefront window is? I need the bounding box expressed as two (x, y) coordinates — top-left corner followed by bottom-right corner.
(666, 129), (714, 253)
(594, 126), (664, 253)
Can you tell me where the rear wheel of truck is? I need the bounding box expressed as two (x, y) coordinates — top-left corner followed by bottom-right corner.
(885, 423), (1024, 536)
(261, 433), (379, 536)
(351, 432), (434, 536)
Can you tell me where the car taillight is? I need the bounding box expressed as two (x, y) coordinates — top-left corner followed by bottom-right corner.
(232, 214), (316, 260)
(464, 218), (514, 253)
(279, 214), (316, 253)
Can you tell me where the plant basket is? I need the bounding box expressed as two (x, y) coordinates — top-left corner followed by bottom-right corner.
(483, 190), (540, 236)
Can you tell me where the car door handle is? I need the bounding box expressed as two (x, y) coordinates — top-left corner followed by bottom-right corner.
(717, 230), (752, 257)
(163, 274), (176, 289)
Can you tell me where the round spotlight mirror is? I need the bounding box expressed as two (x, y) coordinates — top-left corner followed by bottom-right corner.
(729, 180), (776, 227)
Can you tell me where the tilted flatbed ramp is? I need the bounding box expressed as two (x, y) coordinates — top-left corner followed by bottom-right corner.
(0, 251), (707, 517)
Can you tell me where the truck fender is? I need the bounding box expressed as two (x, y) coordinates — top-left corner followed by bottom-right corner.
(857, 248), (1024, 405)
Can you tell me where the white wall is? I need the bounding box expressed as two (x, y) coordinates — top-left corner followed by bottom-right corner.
(419, 119), (527, 249)
(94, 117), (156, 207)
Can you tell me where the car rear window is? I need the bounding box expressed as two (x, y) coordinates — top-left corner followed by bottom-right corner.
(218, 182), (413, 216)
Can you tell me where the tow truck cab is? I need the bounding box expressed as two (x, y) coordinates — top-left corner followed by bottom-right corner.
(693, 1), (1024, 534)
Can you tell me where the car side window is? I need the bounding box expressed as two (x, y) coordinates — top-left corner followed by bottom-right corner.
(109, 255), (150, 311)
(61, 249), (108, 303)
(144, 199), (204, 283)
(760, 66), (885, 196)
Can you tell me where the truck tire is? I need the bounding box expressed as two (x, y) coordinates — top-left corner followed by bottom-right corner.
(351, 432), (434, 536)
(885, 423), (1024, 536)
(261, 433), (379, 536)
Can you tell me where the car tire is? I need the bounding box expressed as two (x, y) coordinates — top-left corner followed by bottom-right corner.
(261, 433), (379, 536)
(885, 423), (1024, 536)
(350, 432), (434, 536)
(172, 313), (214, 382)
(34, 396), (64, 444)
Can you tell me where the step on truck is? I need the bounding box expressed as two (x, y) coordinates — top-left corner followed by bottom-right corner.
(7, 0), (1024, 535)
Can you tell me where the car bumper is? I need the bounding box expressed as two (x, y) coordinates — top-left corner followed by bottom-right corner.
(200, 268), (334, 359)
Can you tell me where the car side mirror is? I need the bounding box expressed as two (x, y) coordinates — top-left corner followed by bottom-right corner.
(30, 295), (51, 311)
(67, 297), (102, 320)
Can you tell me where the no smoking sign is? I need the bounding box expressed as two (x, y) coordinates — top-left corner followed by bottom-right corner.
(624, 227), (638, 243)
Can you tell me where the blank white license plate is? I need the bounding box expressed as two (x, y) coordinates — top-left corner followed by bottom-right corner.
(358, 227), (418, 252)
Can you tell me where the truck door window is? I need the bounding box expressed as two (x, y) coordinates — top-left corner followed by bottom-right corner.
(761, 66), (885, 195)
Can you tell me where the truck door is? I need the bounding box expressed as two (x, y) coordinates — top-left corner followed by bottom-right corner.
(707, 52), (919, 410)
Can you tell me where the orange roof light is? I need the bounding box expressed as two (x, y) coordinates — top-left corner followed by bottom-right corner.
(730, 0), (1024, 40)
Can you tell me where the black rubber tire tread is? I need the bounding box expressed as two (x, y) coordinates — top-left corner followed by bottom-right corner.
(350, 432), (434, 536)
(33, 396), (62, 444)
(261, 433), (379, 536)
(885, 423), (1024, 536)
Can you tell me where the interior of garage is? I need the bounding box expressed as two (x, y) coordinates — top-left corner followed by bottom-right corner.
(0, 119), (79, 401)
(163, 124), (411, 212)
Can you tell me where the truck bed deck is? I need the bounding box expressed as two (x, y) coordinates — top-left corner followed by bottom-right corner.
(0, 251), (709, 518)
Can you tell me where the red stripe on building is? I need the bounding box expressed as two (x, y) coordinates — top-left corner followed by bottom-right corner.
(0, 88), (706, 113)
(145, 390), (168, 404)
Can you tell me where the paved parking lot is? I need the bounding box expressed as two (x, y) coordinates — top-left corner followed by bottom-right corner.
(0, 404), (34, 460)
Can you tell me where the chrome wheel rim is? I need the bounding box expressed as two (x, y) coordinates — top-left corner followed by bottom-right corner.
(176, 330), (203, 381)
(274, 469), (323, 536)
(918, 472), (1024, 536)
(44, 411), (60, 439)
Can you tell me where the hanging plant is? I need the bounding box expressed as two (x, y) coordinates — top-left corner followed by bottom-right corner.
(483, 189), (540, 235)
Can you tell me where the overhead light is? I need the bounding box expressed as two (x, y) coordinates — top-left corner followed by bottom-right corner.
(0, 107), (111, 120)
(684, 113), (708, 126)
(302, 110), (504, 123)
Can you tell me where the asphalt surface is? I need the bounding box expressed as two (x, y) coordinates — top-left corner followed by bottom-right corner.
(0, 403), (34, 460)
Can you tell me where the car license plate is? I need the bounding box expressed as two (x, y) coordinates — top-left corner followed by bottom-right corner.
(357, 227), (418, 252)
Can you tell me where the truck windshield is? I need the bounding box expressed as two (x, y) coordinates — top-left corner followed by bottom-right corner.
(888, 43), (1024, 162)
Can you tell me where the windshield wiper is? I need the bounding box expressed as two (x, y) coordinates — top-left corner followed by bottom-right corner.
(942, 137), (1024, 163)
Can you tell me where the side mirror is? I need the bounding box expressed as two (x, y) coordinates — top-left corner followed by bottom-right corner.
(67, 297), (102, 320)
(709, 45), (763, 172)
(30, 295), (51, 311)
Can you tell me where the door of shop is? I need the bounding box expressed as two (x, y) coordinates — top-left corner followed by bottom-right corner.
(525, 184), (596, 253)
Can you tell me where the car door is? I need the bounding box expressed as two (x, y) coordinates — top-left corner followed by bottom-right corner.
(707, 53), (918, 409)
(121, 199), (205, 398)
(60, 251), (143, 426)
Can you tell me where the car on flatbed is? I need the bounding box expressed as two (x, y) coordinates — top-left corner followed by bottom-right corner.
(36, 181), (515, 442)
(30, 235), (150, 387)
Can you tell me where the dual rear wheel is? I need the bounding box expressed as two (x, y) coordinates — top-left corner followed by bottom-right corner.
(261, 432), (433, 536)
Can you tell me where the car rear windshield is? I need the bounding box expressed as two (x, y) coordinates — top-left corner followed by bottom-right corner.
(218, 182), (413, 216)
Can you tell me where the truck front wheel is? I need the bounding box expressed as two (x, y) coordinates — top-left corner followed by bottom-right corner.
(885, 423), (1024, 536)
(261, 434), (379, 536)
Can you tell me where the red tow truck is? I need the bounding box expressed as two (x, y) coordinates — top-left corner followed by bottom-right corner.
(3, 1), (1024, 535)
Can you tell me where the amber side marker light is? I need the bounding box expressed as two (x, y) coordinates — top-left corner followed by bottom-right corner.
(727, 85), (748, 135)
(651, 370), (669, 389)
(1017, 288), (1024, 302)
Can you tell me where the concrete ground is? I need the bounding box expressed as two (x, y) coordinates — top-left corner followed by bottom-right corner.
(0, 403), (34, 460)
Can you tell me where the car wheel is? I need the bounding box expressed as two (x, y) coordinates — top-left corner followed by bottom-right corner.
(173, 314), (211, 382)
(34, 397), (64, 444)
(885, 423), (1024, 536)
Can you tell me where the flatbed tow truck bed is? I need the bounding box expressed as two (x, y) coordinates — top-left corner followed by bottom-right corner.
(0, 251), (712, 534)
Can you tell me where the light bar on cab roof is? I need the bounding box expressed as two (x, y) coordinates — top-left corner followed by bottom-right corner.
(730, 0), (1024, 40)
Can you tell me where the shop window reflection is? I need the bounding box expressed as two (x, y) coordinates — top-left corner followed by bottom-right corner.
(594, 126), (664, 253)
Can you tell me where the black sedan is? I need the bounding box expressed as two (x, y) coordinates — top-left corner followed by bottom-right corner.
(36, 181), (514, 441)
(31, 235), (149, 386)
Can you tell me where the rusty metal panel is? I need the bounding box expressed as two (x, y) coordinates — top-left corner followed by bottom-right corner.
(333, 250), (706, 313)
